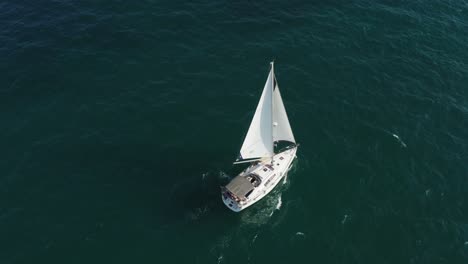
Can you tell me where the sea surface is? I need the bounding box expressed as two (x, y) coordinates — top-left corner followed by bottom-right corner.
(1, 1), (468, 263)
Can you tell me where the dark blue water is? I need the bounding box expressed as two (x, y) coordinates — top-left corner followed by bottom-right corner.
(1, 1), (468, 263)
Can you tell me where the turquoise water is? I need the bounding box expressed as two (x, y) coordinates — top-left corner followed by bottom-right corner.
(1, 1), (468, 263)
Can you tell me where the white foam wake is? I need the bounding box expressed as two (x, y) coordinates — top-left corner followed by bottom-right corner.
(276, 195), (282, 210)
(268, 195), (282, 216)
(283, 172), (288, 184)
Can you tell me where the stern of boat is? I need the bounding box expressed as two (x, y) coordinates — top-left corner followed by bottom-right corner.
(221, 189), (243, 212)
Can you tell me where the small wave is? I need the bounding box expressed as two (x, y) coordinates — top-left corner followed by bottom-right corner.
(251, 233), (259, 244)
(210, 234), (231, 263)
(296, 231), (305, 236)
(187, 205), (209, 221)
(425, 189), (431, 197)
(341, 214), (349, 225)
(391, 133), (407, 148)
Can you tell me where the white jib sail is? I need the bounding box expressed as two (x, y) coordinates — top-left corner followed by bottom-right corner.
(272, 82), (296, 143)
(239, 67), (274, 160)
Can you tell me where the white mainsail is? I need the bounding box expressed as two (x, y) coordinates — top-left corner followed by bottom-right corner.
(237, 62), (295, 162)
(239, 67), (274, 160)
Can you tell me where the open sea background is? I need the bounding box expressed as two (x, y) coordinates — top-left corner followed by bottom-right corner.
(1, 0), (468, 263)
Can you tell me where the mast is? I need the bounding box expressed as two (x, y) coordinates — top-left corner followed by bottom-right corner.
(270, 61), (275, 151)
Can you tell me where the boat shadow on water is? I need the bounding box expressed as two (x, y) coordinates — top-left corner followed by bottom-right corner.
(155, 148), (240, 224)
(55, 140), (236, 224)
(56, 140), (298, 229)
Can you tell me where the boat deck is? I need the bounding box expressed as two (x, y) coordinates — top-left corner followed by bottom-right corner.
(222, 147), (297, 212)
(245, 151), (291, 182)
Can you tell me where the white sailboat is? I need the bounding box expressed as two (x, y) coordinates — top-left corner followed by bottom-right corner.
(221, 62), (298, 212)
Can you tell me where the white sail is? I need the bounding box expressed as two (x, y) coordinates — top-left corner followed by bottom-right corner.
(272, 81), (296, 143)
(239, 67), (274, 160)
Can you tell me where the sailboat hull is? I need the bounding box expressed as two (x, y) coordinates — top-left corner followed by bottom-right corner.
(221, 146), (297, 212)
